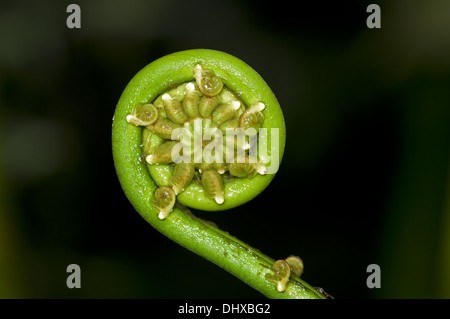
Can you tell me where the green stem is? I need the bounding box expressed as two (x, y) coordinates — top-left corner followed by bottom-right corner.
(112, 49), (326, 299)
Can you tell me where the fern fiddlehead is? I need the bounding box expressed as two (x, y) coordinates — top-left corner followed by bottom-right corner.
(112, 49), (326, 299)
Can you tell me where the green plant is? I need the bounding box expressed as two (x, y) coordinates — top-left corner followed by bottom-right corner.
(112, 49), (326, 299)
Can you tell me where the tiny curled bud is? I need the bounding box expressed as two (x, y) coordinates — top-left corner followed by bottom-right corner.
(201, 169), (224, 204)
(126, 103), (159, 126)
(146, 141), (178, 165)
(265, 260), (291, 293)
(285, 255), (304, 277)
(239, 102), (265, 130)
(162, 93), (189, 125)
(170, 162), (195, 195)
(194, 64), (224, 97)
(212, 101), (241, 126)
(154, 186), (176, 220)
(182, 82), (202, 118)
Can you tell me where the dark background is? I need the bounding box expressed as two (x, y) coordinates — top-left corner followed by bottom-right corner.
(1, 0), (449, 298)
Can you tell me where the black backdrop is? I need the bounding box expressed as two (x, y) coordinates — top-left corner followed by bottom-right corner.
(1, 0), (449, 299)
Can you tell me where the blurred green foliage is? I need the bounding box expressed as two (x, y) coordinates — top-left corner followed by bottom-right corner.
(0, 0), (449, 298)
